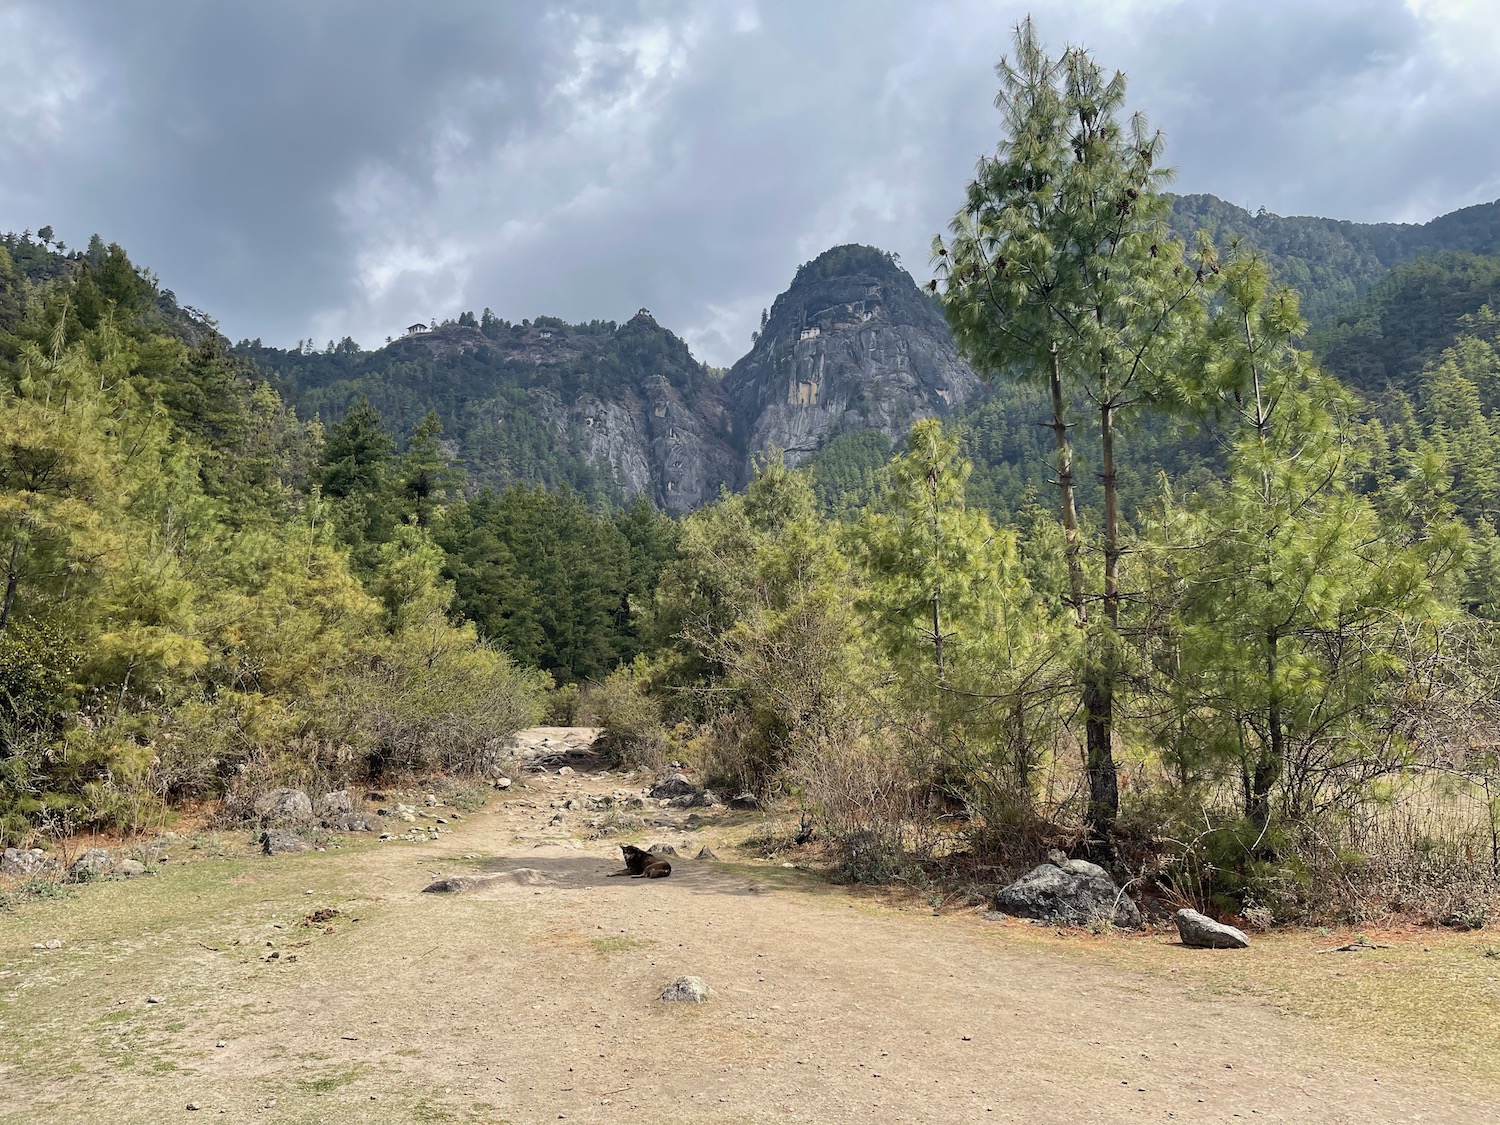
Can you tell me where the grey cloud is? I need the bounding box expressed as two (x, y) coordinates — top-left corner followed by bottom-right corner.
(2, 1), (1497, 366)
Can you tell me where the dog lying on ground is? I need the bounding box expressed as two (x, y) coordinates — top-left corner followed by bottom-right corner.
(608, 844), (671, 879)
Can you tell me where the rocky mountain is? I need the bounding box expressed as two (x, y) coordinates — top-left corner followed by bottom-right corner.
(252, 243), (982, 509)
(246, 194), (1500, 514)
(251, 309), (738, 515)
(724, 245), (982, 475)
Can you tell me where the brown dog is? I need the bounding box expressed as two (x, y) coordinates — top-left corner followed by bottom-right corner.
(608, 844), (671, 879)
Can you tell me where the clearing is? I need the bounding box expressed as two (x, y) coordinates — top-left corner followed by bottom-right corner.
(1, 727), (1496, 1123)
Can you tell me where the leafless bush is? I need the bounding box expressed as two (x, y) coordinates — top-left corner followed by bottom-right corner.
(790, 724), (932, 882)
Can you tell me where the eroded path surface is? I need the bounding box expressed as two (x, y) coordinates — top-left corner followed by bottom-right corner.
(0, 727), (1494, 1123)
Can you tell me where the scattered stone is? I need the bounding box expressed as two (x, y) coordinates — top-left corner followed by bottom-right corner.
(260, 830), (314, 856)
(696, 846), (717, 860)
(648, 774), (696, 799)
(423, 793), (441, 807)
(187, 1102), (201, 1111)
(670, 789), (717, 809)
(70, 848), (116, 879)
(558, 766), (575, 777)
(660, 976), (711, 1003)
(991, 858), (1141, 929)
(31, 938), (63, 950)
(495, 777), (513, 790)
(647, 843), (678, 857)
(1, 846), (57, 878)
(728, 793), (762, 812)
(255, 787), (313, 828)
(1174, 908), (1251, 949)
(116, 859), (147, 877)
(147, 996), (164, 1004)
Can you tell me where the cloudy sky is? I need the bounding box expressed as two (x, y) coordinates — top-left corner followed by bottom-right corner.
(3, 0), (1498, 366)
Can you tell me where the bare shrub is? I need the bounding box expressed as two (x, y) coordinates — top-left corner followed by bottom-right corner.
(588, 661), (668, 772)
(790, 724), (930, 883)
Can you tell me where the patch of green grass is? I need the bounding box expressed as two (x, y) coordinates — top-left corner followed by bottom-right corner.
(589, 935), (655, 955)
(0, 877), (73, 911)
(295, 1064), (366, 1094)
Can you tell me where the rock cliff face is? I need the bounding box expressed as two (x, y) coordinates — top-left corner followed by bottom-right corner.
(260, 310), (737, 515)
(723, 245), (983, 477)
(259, 245), (981, 511)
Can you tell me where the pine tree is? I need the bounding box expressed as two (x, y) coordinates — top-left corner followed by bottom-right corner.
(934, 18), (1209, 847)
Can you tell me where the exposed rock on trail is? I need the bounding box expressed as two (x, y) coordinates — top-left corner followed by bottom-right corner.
(660, 976), (712, 1003)
(992, 857), (1141, 929)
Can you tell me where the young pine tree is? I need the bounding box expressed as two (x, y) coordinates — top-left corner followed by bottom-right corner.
(934, 18), (1210, 848)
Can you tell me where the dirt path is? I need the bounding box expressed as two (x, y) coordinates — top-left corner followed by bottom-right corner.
(1, 727), (1495, 1123)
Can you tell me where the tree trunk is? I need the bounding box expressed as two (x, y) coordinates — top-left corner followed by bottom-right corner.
(1247, 628), (1283, 829)
(1084, 388), (1122, 852)
(0, 534), (22, 631)
(1048, 344), (1087, 627)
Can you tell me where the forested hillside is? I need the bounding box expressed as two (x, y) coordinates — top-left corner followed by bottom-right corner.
(1168, 193), (1500, 321)
(0, 233), (542, 844)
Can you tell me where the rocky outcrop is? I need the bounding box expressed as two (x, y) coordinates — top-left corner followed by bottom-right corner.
(991, 857), (1141, 929)
(255, 788), (313, 829)
(725, 245), (983, 476)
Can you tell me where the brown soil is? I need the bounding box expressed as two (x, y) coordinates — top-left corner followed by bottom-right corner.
(1, 727), (1495, 1123)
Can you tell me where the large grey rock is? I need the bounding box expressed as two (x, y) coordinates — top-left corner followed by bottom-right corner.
(116, 859), (147, 877)
(1, 847), (58, 879)
(727, 793), (762, 811)
(255, 788), (313, 828)
(660, 976), (711, 1003)
(992, 859), (1141, 929)
(649, 774), (696, 799)
(70, 848), (116, 879)
(1174, 908), (1251, 949)
(315, 789), (370, 832)
(647, 843), (678, 857)
(670, 789), (718, 809)
(260, 830), (314, 856)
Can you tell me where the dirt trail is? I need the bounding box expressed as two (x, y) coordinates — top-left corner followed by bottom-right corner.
(1, 727), (1494, 1123)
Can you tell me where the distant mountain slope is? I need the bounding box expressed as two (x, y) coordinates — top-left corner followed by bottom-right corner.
(1309, 252), (1500, 397)
(1168, 193), (1500, 321)
(247, 310), (738, 513)
(724, 244), (982, 475)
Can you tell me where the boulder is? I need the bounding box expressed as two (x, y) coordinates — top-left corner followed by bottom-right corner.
(315, 789), (370, 832)
(116, 859), (148, 877)
(71, 848), (116, 879)
(670, 789), (717, 809)
(696, 846), (718, 860)
(728, 793), (762, 812)
(261, 830), (314, 856)
(1, 847), (58, 879)
(1174, 908), (1251, 949)
(991, 859), (1140, 929)
(647, 843), (678, 857)
(660, 976), (711, 1003)
(648, 774), (696, 799)
(254, 788), (313, 828)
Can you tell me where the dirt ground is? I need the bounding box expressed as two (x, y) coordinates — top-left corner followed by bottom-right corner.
(1, 727), (1497, 1124)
